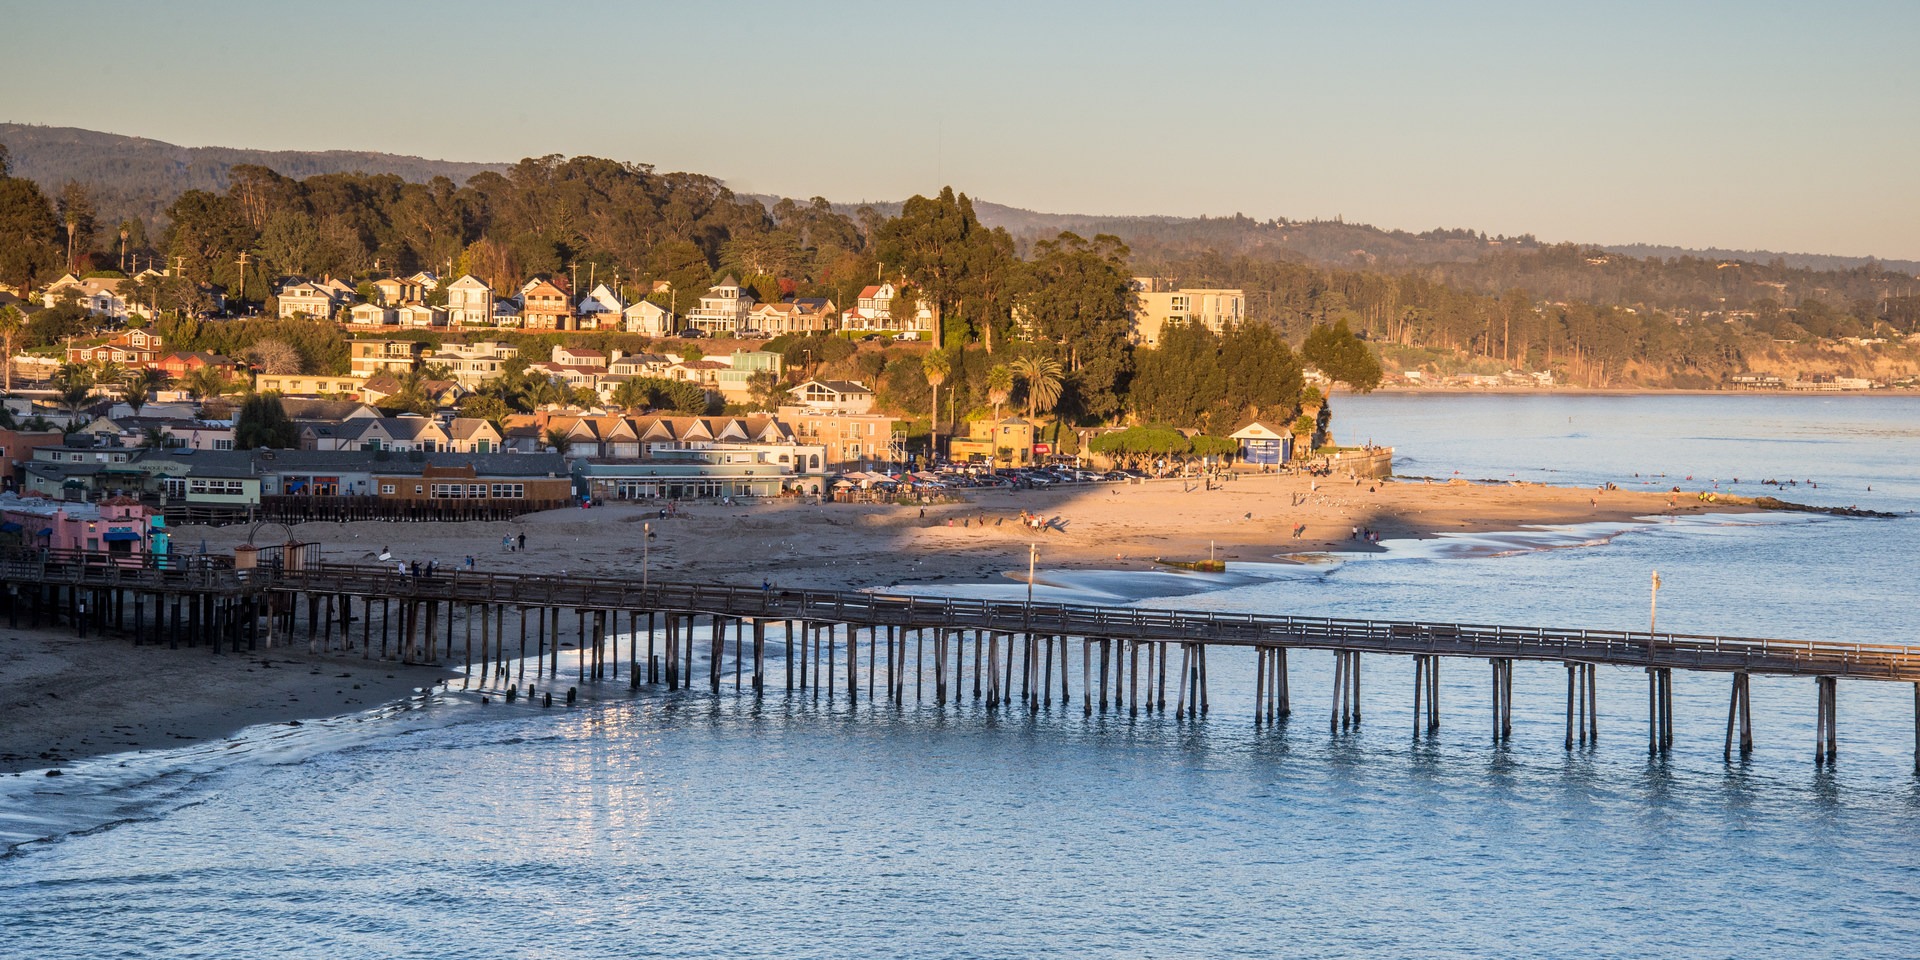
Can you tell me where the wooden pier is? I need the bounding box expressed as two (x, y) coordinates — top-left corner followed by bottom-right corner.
(6, 554), (1918, 769)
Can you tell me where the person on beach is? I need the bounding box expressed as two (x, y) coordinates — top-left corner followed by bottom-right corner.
(517, 533), (527, 551)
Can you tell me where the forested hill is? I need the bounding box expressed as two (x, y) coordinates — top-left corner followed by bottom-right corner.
(793, 197), (1541, 268)
(16, 124), (1913, 280)
(0, 123), (505, 229)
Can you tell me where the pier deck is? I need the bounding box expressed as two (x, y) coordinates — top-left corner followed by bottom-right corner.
(275, 562), (1920, 682)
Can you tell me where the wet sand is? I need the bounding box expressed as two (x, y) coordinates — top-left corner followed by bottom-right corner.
(0, 630), (451, 775)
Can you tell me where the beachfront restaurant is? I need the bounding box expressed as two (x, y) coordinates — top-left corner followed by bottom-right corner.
(576, 453), (820, 501)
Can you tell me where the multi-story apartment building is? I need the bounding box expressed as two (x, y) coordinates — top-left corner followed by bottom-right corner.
(426, 341), (519, 386)
(349, 340), (426, 378)
(1127, 277), (1244, 347)
(775, 406), (903, 468)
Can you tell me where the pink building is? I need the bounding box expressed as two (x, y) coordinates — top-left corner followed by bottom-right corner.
(0, 492), (155, 558)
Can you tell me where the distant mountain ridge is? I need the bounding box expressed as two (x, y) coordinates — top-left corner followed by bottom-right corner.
(7, 123), (1912, 276)
(0, 123), (506, 227)
(1600, 243), (1918, 275)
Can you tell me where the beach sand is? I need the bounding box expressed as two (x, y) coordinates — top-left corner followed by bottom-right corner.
(176, 473), (1741, 590)
(3, 472), (1744, 773)
(0, 630), (451, 775)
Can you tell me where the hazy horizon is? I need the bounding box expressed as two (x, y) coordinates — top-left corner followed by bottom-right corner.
(11, 0), (1918, 260)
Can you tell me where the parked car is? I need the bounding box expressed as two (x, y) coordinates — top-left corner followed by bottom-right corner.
(676, 328), (706, 339)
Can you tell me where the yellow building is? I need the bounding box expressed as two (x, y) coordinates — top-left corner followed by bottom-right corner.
(947, 417), (1037, 466)
(1128, 277), (1245, 347)
(254, 374), (368, 397)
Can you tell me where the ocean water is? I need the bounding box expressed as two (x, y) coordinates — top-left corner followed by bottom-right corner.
(4, 394), (1918, 959)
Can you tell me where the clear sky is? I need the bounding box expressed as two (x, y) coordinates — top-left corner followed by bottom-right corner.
(9, 0), (1917, 259)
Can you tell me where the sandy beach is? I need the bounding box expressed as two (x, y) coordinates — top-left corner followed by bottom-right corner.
(176, 472), (1752, 590)
(3, 472), (1755, 773)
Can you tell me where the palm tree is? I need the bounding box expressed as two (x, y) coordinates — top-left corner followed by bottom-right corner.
(544, 426), (571, 454)
(138, 426), (173, 449)
(0, 305), (24, 394)
(986, 364), (1014, 421)
(121, 367), (172, 414)
(182, 366), (234, 410)
(1010, 355), (1063, 421)
(93, 360), (125, 397)
(386, 367), (436, 415)
(609, 377), (652, 411)
(519, 374), (569, 410)
(56, 379), (101, 423)
(922, 349), (950, 462)
(55, 362), (94, 392)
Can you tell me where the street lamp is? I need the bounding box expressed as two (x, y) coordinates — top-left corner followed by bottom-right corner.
(643, 521), (652, 589)
(1028, 542), (1038, 604)
(1649, 569), (1661, 649)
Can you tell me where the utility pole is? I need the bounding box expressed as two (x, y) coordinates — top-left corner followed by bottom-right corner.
(234, 251), (252, 305)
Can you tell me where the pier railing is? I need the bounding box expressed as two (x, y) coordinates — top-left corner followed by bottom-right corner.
(0, 547), (248, 594)
(270, 562), (1920, 683)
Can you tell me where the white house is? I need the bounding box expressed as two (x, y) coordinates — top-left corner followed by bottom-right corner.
(43, 274), (135, 321)
(622, 299), (675, 335)
(278, 279), (354, 320)
(551, 344), (611, 368)
(347, 303), (396, 327)
(684, 276), (755, 336)
(576, 283), (625, 329)
(786, 379), (874, 414)
(843, 282), (932, 336)
(446, 275), (495, 326)
(608, 352), (673, 377)
(396, 304), (448, 328)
